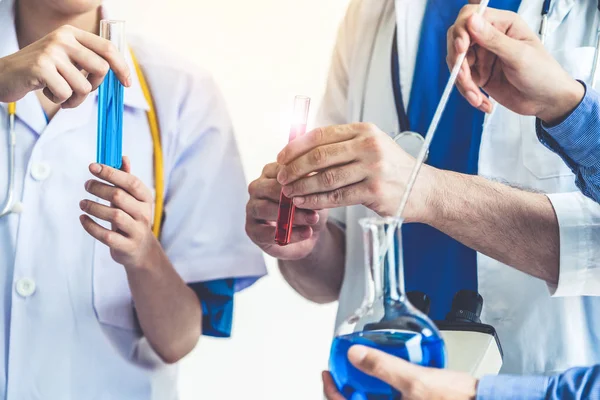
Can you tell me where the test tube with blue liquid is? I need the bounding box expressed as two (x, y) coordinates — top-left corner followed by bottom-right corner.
(97, 20), (125, 169)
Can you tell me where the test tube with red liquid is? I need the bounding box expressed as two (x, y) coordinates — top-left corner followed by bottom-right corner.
(275, 96), (311, 246)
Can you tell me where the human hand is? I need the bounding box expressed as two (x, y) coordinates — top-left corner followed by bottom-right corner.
(447, 6), (584, 124)
(276, 123), (436, 221)
(323, 346), (477, 400)
(246, 162), (328, 260)
(0, 25), (131, 108)
(80, 157), (159, 271)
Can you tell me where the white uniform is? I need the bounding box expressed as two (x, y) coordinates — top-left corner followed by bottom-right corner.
(319, 0), (600, 375)
(0, 0), (266, 398)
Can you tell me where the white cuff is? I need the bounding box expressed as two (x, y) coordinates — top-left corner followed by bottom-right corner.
(547, 192), (600, 297)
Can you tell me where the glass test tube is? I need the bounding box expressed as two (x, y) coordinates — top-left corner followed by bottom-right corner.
(97, 20), (125, 169)
(275, 96), (311, 246)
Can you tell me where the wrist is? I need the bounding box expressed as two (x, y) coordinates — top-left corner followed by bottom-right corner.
(537, 79), (585, 125)
(412, 165), (443, 225)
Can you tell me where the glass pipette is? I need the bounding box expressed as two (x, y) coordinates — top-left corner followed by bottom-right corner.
(381, 0), (491, 260)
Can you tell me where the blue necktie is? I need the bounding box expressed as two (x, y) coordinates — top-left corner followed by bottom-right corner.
(401, 0), (521, 320)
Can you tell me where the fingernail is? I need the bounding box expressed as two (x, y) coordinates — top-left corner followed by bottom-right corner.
(79, 200), (87, 210)
(127, 76), (132, 87)
(278, 169), (288, 185)
(471, 13), (484, 33)
(466, 91), (479, 104)
(294, 197), (305, 205)
(85, 180), (92, 190)
(348, 345), (369, 363)
(90, 163), (102, 174)
(282, 185), (293, 197)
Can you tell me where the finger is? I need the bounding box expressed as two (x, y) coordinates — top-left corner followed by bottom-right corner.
(282, 162), (367, 198)
(277, 124), (361, 165)
(85, 179), (145, 220)
(246, 199), (320, 225)
(68, 44), (111, 90)
(322, 371), (345, 400)
(278, 141), (357, 185)
(80, 199), (136, 235)
(56, 59), (92, 109)
(80, 214), (130, 250)
(348, 345), (419, 393)
(121, 156), (132, 173)
(41, 67), (73, 104)
(261, 162), (281, 179)
(73, 29), (131, 86)
(89, 163), (152, 203)
(467, 13), (523, 63)
(457, 63), (485, 108)
(248, 178), (282, 202)
(245, 221), (312, 245)
(292, 182), (365, 210)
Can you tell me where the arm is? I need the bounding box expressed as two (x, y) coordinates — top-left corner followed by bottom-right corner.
(478, 366), (600, 400)
(80, 158), (201, 364)
(424, 170), (560, 285)
(278, 221), (345, 304)
(537, 83), (600, 204)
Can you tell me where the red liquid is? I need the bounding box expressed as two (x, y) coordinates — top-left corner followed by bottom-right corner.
(275, 123), (307, 246)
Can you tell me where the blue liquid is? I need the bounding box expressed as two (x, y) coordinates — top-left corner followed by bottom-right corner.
(97, 69), (124, 169)
(329, 330), (446, 399)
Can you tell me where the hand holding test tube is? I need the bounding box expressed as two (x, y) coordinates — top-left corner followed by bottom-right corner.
(275, 96), (311, 246)
(97, 20), (126, 169)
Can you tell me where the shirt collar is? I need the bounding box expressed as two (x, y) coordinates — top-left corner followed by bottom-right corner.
(0, 0), (150, 113)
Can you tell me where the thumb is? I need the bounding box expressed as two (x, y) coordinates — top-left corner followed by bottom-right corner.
(468, 13), (522, 63)
(348, 345), (419, 392)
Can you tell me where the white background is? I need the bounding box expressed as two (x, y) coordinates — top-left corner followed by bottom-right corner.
(113, 1), (350, 398)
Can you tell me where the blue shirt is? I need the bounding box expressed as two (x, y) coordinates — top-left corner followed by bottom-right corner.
(476, 81), (600, 399)
(536, 81), (600, 203)
(477, 366), (600, 400)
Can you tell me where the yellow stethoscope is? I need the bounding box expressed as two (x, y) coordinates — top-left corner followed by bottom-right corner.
(1, 49), (165, 238)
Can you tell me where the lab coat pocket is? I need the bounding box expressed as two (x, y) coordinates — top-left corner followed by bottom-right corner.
(520, 115), (572, 179)
(521, 46), (596, 180)
(92, 241), (138, 332)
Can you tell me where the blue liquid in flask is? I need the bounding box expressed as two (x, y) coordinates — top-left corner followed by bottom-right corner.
(330, 330), (445, 400)
(97, 69), (124, 169)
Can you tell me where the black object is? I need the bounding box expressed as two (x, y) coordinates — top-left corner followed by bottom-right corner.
(407, 291), (431, 316)
(445, 290), (483, 324)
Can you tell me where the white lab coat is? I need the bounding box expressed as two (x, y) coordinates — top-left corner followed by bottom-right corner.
(0, 0), (266, 398)
(320, 0), (600, 375)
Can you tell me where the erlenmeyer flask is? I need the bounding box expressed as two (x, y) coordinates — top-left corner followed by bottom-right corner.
(329, 217), (446, 399)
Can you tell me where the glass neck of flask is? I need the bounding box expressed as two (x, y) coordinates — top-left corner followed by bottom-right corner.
(361, 217), (405, 309)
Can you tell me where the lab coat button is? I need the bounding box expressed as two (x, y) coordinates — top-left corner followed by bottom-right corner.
(31, 162), (51, 181)
(16, 278), (36, 298)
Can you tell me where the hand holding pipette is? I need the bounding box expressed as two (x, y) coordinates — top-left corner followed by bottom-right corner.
(0, 24), (131, 107)
(447, 5), (584, 124)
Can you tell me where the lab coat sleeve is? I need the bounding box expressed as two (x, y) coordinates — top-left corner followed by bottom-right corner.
(315, 0), (363, 127)
(546, 191), (600, 296)
(157, 70), (267, 336)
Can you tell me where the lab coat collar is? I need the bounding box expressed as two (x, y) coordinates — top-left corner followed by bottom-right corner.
(0, 0), (150, 135)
